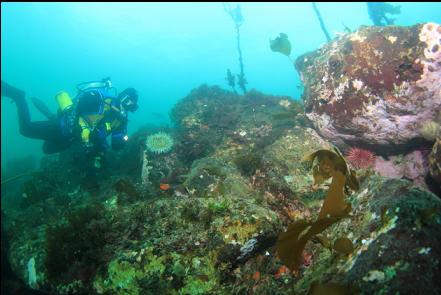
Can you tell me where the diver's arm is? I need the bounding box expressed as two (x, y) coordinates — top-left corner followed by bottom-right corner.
(78, 117), (93, 147)
(110, 121), (128, 150)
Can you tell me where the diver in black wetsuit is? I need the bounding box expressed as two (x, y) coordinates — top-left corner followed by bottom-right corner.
(366, 2), (401, 26)
(1, 79), (139, 168)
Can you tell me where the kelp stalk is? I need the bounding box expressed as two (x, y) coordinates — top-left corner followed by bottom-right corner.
(223, 3), (247, 94)
(236, 22), (247, 94)
(312, 2), (331, 42)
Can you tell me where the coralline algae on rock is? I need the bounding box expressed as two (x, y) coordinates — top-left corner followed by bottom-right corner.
(296, 23), (441, 152)
(429, 136), (441, 184)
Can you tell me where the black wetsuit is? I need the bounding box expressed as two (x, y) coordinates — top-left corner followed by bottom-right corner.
(1, 80), (72, 154)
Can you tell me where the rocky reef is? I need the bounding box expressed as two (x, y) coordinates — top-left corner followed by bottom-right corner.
(296, 23), (441, 154)
(2, 24), (441, 295)
(429, 136), (441, 187)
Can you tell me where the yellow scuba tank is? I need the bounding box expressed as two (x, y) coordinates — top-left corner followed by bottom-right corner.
(55, 91), (73, 112)
(56, 91), (76, 138)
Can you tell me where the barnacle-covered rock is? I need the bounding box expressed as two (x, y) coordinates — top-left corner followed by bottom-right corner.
(296, 23), (441, 153)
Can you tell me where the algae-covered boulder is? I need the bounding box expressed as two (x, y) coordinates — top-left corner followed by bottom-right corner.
(4, 151), (284, 294)
(262, 127), (332, 194)
(90, 156), (283, 295)
(296, 23), (441, 153)
(171, 84), (309, 164)
(256, 127), (335, 222)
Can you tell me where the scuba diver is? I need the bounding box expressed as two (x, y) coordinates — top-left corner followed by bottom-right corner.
(366, 2), (401, 26)
(1, 78), (139, 172)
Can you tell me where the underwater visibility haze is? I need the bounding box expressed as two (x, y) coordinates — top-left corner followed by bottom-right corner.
(1, 2), (441, 294)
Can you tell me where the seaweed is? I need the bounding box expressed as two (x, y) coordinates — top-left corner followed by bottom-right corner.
(233, 149), (263, 177)
(19, 174), (60, 209)
(312, 2), (331, 42)
(113, 178), (140, 204)
(270, 33), (292, 57)
(207, 199), (230, 215)
(272, 112), (295, 121)
(333, 237), (354, 255)
(223, 3), (247, 94)
(276, 214), (349, 271)
(44, 204), (111, 284)
(225, 69), (237, 93)
(305, 148), (359, 195)
(275, 148), (358, 270)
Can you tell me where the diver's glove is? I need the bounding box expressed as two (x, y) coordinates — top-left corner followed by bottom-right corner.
(93, 154), (103, 169)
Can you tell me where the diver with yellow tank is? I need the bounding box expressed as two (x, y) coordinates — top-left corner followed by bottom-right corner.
(1, 78), (139, 170)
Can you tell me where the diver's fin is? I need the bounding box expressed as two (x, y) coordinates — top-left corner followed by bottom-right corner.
(1, 80), (25, 100)
(31, 97), (57, 120)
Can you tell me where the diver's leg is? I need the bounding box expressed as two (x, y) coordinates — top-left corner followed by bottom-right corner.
(26, 121), (67, 142)
(1, 81), (33, 136)
(42, 139), (72, 154)
(1, 80), (25, 101)
(1, 81), (64, 141)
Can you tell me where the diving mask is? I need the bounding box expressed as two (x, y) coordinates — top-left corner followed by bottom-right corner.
(119, 88), (139, 112)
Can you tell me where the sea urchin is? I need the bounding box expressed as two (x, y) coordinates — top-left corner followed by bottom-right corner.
(345, 147), (376, 169)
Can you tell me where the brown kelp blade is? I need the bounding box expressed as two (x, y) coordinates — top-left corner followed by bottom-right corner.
(333, 237), (354, 255)
(276, 148), (357, 271)
(312, 165), (331, 185)
(308, 280), (354, 295)
(318, 170), (350, 219)
(276, 215), (346, 271)
(346, 169), (359, 191)
(270, 33), (291, 56)
(306, 215), (346, 238)
(315, 235), (332, 250)
(318, 149), (348, 175)
(305, 148), (359, 191)
(333, 147), (360, 191)
(276, 220), (311, 270)
(304, 149), (345, 185)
